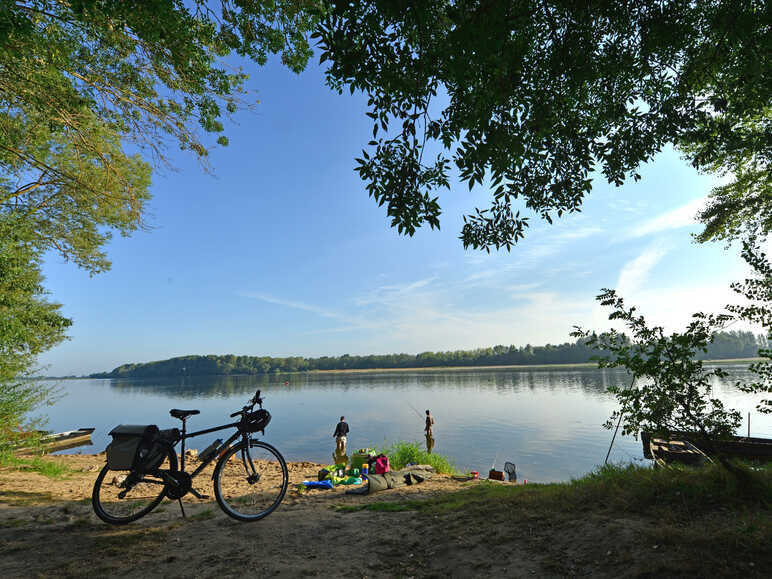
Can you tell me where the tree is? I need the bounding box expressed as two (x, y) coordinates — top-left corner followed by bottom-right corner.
(1, 2), (322, 431)
(2, 1), (320, 273)
(315, 0), (770, 250)
(573, 235), (772, 468)
(726, 238), (772, 414)
(0, 215), (71, 447)
(572, 290), (743, 460)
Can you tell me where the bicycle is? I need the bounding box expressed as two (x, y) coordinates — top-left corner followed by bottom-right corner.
(92, 389), (288, 525)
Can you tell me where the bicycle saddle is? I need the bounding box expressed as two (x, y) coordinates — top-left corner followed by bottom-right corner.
(170, 408), (200, 419)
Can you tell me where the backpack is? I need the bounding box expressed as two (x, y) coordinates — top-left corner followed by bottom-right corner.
(106, 425), (164, 471)
(374, 454), (390, 474)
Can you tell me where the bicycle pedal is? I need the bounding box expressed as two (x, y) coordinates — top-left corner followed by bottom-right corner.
(189, 488), (209, 499)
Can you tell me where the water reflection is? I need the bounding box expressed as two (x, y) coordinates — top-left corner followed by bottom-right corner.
(332, 449), (348, 467)
(425, 434), (435, 454)
(105, 366), (634, 399)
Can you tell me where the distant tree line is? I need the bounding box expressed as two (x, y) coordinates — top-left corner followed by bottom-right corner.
(89, 332), (768, 378)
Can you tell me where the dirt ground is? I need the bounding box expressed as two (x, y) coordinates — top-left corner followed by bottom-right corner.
(0, 454), (765, 578)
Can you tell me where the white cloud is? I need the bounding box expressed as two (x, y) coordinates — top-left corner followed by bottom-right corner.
(616, 243), (670, 296)
(628, 196), (707, 238)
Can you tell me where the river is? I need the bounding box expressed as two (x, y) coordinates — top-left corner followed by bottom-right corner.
(37, 363), (770, 482)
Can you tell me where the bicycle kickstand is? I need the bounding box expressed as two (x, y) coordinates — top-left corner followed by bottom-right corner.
(178, 498), (186, 519)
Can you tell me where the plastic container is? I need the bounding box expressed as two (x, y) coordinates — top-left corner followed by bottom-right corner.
(361, 464), (369, 480)
(199, 439), (222, 462)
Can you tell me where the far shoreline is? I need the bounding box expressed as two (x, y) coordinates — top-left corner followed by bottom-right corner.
(44, 357), (762, 380)
(306, 357), (762, 374)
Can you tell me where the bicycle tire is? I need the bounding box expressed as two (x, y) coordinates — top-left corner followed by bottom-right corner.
(213, 440), (288, 522)
(92, 445), (178, 525)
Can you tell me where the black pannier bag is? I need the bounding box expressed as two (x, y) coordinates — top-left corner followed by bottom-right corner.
(141, 428), (181, 472)
(106, 425), (160, 471)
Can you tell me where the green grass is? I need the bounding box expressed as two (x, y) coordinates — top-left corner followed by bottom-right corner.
(0, 448), (73, 478)
(379, 440), (458, 475)
(416, 462), (772, 516)
(402, 463), (771, 577)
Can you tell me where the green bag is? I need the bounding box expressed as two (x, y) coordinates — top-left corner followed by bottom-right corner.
(351, 450), (374, 470)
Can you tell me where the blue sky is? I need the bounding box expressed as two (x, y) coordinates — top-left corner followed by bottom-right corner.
(38, 58), (751, 375)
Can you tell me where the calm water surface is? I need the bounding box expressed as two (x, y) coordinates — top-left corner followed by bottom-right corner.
(39, 365), (771, 482)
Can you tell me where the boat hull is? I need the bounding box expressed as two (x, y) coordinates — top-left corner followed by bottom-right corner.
(40, 428), (95, 451)
(641, 431), (772, 462)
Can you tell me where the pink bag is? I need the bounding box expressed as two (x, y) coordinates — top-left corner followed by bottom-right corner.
(374, 455), (390, 474)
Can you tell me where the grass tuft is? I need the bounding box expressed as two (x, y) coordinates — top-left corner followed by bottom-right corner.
(0, 448), (73, 478)
(379, 440), (458, 475)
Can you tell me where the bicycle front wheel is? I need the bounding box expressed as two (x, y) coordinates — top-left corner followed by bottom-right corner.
(213, 440), (288, 522)
(92, 446), (177, 525)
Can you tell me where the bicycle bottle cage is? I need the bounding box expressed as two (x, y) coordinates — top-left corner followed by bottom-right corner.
(242, 409), (271, 433)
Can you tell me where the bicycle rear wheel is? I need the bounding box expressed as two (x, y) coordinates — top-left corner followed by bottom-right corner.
(92, 446), (177, 525)
(213, 440), (288, 522)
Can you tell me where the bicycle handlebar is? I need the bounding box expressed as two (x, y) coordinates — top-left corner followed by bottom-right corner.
(229, 389), (262, 418)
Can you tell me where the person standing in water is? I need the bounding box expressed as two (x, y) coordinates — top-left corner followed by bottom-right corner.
(333, 416), (349, 454)
(425, 409), (435, 454)
(425, 409), (434, 437)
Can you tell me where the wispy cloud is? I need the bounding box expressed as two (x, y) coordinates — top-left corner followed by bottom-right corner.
(354, 276), (437, 307)
(460, 226), (601, 288)
(551, 226), (603, 241)
(627, 196), (707, 238)
(509, 282), (543, 294)
(240, 292), (341, 319)
(616, 243), (670, 296)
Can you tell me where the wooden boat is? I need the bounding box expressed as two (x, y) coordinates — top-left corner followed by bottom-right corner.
(641, 431), (772, 462)
(39, 428), (95, 451)
(648, 437), (711, 468)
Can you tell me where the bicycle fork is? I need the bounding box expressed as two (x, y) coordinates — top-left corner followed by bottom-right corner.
(241, 443), (260, 485)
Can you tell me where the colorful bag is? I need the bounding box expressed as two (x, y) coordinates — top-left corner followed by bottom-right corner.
(374, 455), (390, 474)
(303, 480), (333, 490)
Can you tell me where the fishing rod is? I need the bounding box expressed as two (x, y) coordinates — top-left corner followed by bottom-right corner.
(407, 401), (423, 420)
(604, 375), (636, 464)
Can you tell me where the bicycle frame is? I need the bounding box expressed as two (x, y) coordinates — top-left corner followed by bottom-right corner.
(176, 419), (251, 479)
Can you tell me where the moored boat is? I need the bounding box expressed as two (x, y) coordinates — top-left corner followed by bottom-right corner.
(641, 431), (772, 462)
(648, 437), (711, 468)
(39, 428), (95, 451)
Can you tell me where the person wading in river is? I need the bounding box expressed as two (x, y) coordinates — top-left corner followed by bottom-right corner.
(425, 409), (435, 437)
(425, 409), (435, 454)
(333, 416), (349, 454)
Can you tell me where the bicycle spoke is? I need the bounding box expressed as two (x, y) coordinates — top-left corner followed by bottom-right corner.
(214, 441), (287, 521)
(92, 450), (175, 524)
